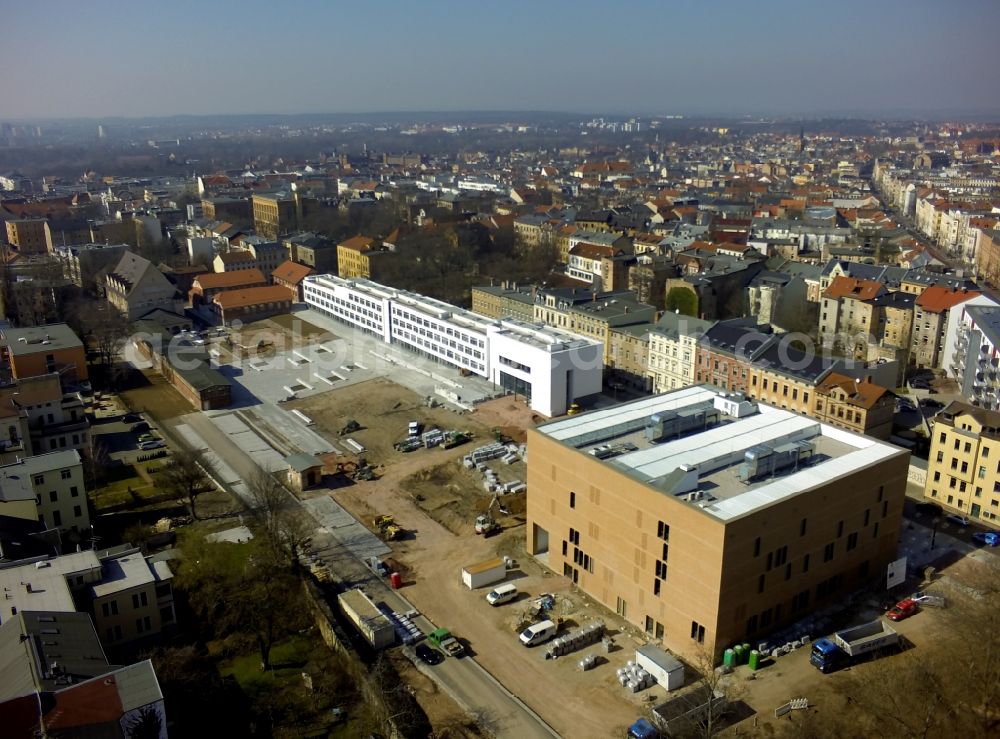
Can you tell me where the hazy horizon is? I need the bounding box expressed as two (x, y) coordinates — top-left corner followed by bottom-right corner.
(7, 0), (1000, 120)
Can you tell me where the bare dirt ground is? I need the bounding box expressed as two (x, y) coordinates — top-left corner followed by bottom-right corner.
(389, 652), (486, 739)
(300, 380), (656, 737)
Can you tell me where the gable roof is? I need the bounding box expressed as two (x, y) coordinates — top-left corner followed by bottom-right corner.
(213, 285), (292, 310)
(815, 372), (890, 409)
(338, 235), (375, 252)
(108, 252), (166, 295)
(193, 268), (266, 290)
(915, 285), (981, 313)
(271, 260), (314, 285)
(823, 276), (886, 301)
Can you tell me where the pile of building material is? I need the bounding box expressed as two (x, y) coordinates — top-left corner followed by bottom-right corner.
(463, 441), (526, 494)
(376, 603), (422, 645)
(421, 428), (445, 448)
(544, 620), (605, 659)
(578, 653), (599, 671)
(618, 661), (655, 692)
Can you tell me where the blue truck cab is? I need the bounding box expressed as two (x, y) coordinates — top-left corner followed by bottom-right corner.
(628, 718), (658, 739)
(809, 638), (843, 673)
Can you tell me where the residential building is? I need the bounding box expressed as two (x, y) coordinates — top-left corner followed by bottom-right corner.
(608, 323), (653, 392)
(283, 233), (339, 273)
(647, 312), (713, 393)
(105, 252), (181, 321)
(0, 612), (167, 738)
(813, 373), (895, 440)
(0, 323), (87, 382)
(188, 268), (266, 308)
(947, 305), (1000, 410)
(0, 547), (176, 647)
(0, 449), (87, 534)
(212, 249), (255, 273)
(0, 374), (90, 456)
(911, 286), (982, 369)
(819, 276), (887, 344)
(526, 386), (909, 663)
(303, 274), (602, 417)
(561, 298), (656, 367)
(252, 190), (316, 240)
(201, 195), (251, 224)
(245, 239), (285, 280)
(5, 219), (48, 254)
(54, 243), (129, 292)
(271, 260), (314, 301)
(211, 285), (293, 326)
(924, 401), (1000, 527)
(470, 283), (536, 323)
(43, 218), (91, 253)
(337, 235), (394, 280)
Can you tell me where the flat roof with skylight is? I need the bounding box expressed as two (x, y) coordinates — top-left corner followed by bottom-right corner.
(537, 386), (905, 521)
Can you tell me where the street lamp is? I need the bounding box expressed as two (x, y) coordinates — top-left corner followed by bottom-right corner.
(930, 516), (939, 550)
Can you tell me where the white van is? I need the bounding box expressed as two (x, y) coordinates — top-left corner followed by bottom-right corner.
(486, 583), (518, 606)
(519, 619), (557, 646)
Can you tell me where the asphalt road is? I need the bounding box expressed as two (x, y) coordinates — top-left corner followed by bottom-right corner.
(179, 409), (557, 739)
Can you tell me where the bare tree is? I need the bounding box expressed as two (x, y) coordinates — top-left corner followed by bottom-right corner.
(160, 443), (215, 519)
(246, 467), (311, 565)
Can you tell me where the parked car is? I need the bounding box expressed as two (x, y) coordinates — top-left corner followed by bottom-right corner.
(138, 440), (165, 450)
(131, 422), (150, 433)
(123, 413), (142, 423)
(945, 514), (970, 527)
(137, 433), (159, 443)
(415, 643), (444, 665)
(886, 598), (919, 621)
(921, 398), (944, 409)
(972, 531), (1000, 547)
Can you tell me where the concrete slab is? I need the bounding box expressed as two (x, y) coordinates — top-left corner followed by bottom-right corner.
(303, 495), (390, 560)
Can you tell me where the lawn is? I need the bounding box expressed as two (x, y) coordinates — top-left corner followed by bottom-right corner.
(91, 472), (155, 510)
(218, 633), (314, 689)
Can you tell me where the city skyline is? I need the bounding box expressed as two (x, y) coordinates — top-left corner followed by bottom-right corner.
(7, 0), (1000, 119)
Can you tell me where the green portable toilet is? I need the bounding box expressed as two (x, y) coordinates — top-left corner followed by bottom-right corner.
(741, 643), (751, 663)
(723, 648), (736, 668)
(748, 649), (760, 670)
(734, 644), (745, 664)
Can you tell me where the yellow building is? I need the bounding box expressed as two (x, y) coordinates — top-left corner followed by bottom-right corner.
(336, 235), (396, 280)
(924, 401), (1000, 527)
(526, 386), (909, 662)
(252, 191), (315, 240)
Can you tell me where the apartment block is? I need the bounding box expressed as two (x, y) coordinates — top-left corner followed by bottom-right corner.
(0, 449), (87, 534)
(924, 401), (1000, 527)
(0, 547), (175, 648)
(0, 323), (88, 382)
(303, 274), (602, 416)
(646, 312), (713, 393)
(911, 286), (982, 369)
(5, 218), (48, 254)
(526, 386), (908, 662)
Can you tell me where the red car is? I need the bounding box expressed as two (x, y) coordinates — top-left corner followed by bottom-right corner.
(886, 598), (919, 621)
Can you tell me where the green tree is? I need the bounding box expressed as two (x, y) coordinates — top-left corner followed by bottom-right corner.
(666, 287), (698, 317)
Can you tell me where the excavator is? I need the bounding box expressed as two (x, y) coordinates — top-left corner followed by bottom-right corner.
(474, 495), (510, 536)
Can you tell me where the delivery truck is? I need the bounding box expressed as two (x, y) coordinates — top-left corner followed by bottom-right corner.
(810, 619), (899, 673)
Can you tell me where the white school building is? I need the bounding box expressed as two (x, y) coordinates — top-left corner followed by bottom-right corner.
(302, 274), (603, 416)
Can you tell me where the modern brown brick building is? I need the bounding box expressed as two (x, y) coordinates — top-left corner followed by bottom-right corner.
(526, 386), (908, 662)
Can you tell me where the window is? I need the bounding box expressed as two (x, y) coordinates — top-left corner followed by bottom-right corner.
(691, 621), (705, 643)
(803, 554), (810, 573)
(52, 511), (61, 527)
(785, 563), (792, 581)
(60, 469), (71, 479)
(657, 521), (670, 541)
(70, 486), (78, 497)
(73, 505), (82, 517)
(877, 485), (884, 502)
(569, 491), (576, 509)
(800, 518), (807, 536)
(132, 592), (148, 608)
(758, 574), (765, 593)
(562, 540), (568, 556)
(101, 600), (119, 617)
(753, 537), (761, 557)
(824, 542), (835, 562)
(837, 520), (844, 538)
(847, 532), (859, 551)
(616, 597), (627, 619)
(32, 474), (44, 486)
(653, 579), (661, 596)
(49, 490), (58, 502)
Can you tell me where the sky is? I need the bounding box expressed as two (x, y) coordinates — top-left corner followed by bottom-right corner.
(6, 0), (1000, 119)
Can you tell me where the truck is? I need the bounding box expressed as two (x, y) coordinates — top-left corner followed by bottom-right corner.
(809, 619), (899, 673)
(427, 627), (464, 657)
(373, 515), (403, 541)
(462, 557), (507, 589)
(442, 430), (472, 449)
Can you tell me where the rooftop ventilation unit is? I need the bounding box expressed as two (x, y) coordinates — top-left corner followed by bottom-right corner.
(645, 401), (720, 443)
(737, 440), (814, 483)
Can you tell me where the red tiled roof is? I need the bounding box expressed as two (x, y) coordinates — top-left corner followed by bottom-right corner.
(194, 268), (265, 290)
(915, 286), (981, 313)
(823, 276), (885, 301)
(214, 285), (293, 309)
(271, 260), (313, 285)
(816, 372), (890, 409)
(338, 235), (375, 252)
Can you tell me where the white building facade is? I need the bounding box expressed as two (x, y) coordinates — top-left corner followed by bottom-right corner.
(302, 274), (602, 416)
